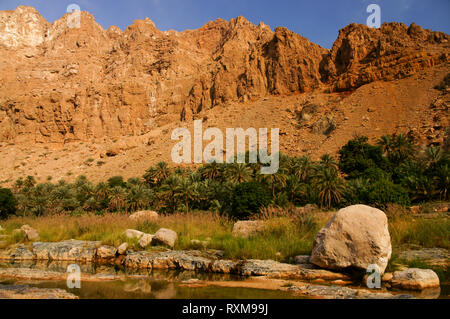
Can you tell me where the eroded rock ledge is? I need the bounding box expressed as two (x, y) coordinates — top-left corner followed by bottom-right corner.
(0, 284), (78, 299)
(0, 240), (348, 282)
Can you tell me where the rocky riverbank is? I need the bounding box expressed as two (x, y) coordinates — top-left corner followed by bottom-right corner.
(0, 205), (446, 299)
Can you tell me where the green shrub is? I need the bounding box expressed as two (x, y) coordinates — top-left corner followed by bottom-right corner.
(107, 176), (126, 188)
(365, 179), (411, 208)
(230, 181), (271, 219)
(338, 136), (387, 179)
(0, 188), (17, 219)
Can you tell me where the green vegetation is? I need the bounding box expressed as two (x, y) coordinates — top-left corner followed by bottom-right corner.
(1, 207), (447, 262)
(231, 182), (271, 219)
(1, 134), (448, 220)
(0, 188), (17, 219)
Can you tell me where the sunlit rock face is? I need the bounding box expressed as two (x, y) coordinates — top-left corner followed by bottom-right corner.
(0, 6), (448, 145)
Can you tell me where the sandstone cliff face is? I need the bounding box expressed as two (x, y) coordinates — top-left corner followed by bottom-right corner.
(0, 6), (448, 144)
(321, 22), (450, 91)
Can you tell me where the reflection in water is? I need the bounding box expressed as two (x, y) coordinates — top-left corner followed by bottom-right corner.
(0, 261), (448, 299)
(0, 261), (299, 299)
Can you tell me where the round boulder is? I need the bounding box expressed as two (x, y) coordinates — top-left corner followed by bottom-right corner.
(20, 225), (40, 241)
(152, 228), (177, 248)
(129, 210), (159, 221)
(124, 229), (144, 239)
(310, 204), (392, 274)
(97, 245), (117, 259)
(232, 220), (265, 238)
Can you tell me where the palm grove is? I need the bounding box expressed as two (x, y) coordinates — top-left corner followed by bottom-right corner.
(0, 134), (449, 220)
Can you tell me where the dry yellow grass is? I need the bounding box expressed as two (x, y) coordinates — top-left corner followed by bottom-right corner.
(1, 209), (448, 261)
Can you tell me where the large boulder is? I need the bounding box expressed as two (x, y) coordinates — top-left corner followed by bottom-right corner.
(232, 220), (265, 238)
(20, 225), (40, 241)
(152, 228), (177, 248)
(129, 210), (159, 221)
(310, 205), (392, 274)
(391, 268), (440, 290)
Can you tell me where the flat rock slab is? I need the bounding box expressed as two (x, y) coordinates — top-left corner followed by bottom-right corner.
(398, 248), (449, 267)
(0, 245), (35, 261)
(0, 284), (78, 299)
(32, 240), (101, 261)
(124, 251), (349, 281)
(124, 250), (213, 272)
(391, 268), (440, 290)
(288, 284), (415, 299)
(0, 268), (120, 282)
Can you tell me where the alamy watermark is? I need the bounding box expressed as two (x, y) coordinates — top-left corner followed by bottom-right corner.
(67, 264), (81, 289)
(171, 120), (280, 174)
(366, 264), (381, 289)
(366, 4), (381, 28)
(67, 4), (81, 29)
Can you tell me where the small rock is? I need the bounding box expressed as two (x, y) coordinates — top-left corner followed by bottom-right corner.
(232, 220), (265, 238)
(294, 255), (310, 264)
(382, 272), (393, 282)
(96, 245), (117, 259)
(20, 225), (40, 241)
(124, 229), (144, 239)
(139, 234), (154, 248)
(129, 210), (159, 221)
(391, 268), (440, 290)
(117, 243), (128, 255)
(153, 228), (177, 248)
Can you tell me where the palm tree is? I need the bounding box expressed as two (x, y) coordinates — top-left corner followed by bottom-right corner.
(143, 161), (171, 186)
(108, 186), (127, 212)
(200, 161), (222, 180)
(320, 154), (338, 170)
(257, 167), (288, 198)
(292, 156), (315, 183)
(424, 146), (443, 166)
(435, 164), (449, 200)
(377, 135), (393, 155)
(224, 163), (253, 184)
(127, 177), (143, 186)
(313, 167), (344, 209)
(176, 178), (198, 213)
(285, 176), (303, 203)
(388, 134), (415, 164)
(160, 175), (182, 213)
(95, 182), (109, 202)
(127, 185), (154, 211)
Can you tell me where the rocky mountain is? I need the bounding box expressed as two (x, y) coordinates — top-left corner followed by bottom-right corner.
(0, 6), (448, 185)
(0, 6), (448, 144)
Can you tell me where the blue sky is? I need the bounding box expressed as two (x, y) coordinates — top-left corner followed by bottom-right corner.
(1, 0), (449, 48)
